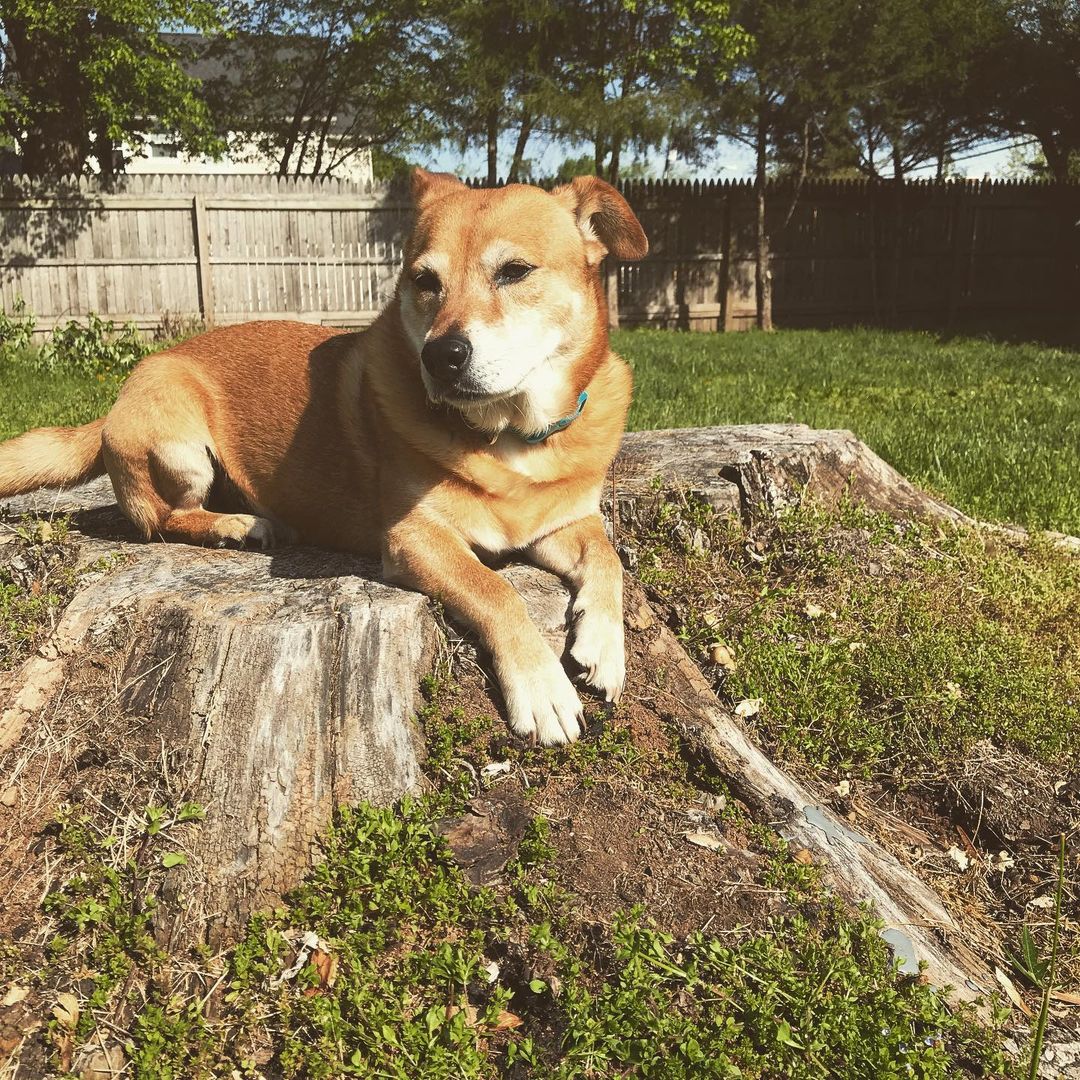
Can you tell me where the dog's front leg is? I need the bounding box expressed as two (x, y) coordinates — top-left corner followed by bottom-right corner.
(384, 521), (584, 746)
(525, 514), (625, 705)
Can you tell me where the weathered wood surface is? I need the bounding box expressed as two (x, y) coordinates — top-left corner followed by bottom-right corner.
(9, 174), (1079, 336)
(0, 425), (988, 995)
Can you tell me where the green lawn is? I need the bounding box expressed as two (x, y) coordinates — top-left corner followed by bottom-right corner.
(3, 326), (1079, 534)
(618, 327), (1080, 535)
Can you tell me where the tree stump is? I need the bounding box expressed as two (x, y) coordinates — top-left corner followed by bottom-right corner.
(0, 426), (991, 999)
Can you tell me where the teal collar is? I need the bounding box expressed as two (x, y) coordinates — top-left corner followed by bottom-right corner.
(513, 391), (588, 444)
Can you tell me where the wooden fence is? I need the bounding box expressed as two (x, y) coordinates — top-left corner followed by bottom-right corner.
(2, 173), (1077, 337)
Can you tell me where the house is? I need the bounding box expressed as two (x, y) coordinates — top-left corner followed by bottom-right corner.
(117, 32), (374, 184)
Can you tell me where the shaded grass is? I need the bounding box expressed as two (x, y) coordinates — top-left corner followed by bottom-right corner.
(617, 327), (1080, 534)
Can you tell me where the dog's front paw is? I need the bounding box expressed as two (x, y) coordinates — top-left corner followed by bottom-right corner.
(499, 653), (584, 746)
(570, 607), (626, 704)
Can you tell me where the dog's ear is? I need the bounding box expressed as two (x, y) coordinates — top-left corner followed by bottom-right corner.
(553, 175), (649, 265)
(411, 167), (465, 207)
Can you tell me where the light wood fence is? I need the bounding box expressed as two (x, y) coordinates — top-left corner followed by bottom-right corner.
(2, 173), (1077, 337)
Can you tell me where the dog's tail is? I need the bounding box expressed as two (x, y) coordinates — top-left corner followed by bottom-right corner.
(0, 417), (107, 497)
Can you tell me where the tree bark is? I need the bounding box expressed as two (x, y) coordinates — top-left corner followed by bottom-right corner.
(507, 109), (533, 183)
(754, 108), (773, 332)
(486, 107), (499, 185)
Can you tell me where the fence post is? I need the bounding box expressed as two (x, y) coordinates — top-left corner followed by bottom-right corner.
(192, 195), (214, 325)
(605, 259), (620, 329)
(720, 190), (733, 331)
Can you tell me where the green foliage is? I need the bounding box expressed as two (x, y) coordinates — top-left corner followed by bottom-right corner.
(0, 0), (224, 176)
(36, 313), (152, 379)
(41, 801), (206, 1042)
(208, 0), (440, 179)
(0, 298), (36, 353)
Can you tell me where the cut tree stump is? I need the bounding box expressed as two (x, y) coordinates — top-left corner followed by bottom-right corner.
(0, 425), (991, 999)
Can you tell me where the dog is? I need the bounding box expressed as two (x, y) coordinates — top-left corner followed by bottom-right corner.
(0, 169), (649, 745)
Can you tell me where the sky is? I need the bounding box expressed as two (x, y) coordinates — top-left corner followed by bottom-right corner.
(428, 134), (1036, 183)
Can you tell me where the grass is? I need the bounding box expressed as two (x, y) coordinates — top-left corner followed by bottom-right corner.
(0, 362), (121, 443)
(3, 323), (1079, 534)
(18, 780), (1006, 1079)
(617, 327), (1080, 534)
(636, 496), (1080, 778)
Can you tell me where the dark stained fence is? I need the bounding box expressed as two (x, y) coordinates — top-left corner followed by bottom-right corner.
(615, 177), (1080, 331)
(2, 174), (1077, 336)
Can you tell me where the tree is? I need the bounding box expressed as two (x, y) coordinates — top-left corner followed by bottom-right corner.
(432, 0), (566, 185)
(552, 0), (748, 184)
(978, 0), (1080, 182)
(0, 0), (223, 177)
(827, 0), (999, 182)
(208, 0), (442, 179)
(694, 0), (845, 328)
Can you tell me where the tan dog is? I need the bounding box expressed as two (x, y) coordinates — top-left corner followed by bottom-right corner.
(0, 170), (648, 745)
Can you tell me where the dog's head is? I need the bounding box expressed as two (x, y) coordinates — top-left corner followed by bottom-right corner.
(398, 169), (648, 438)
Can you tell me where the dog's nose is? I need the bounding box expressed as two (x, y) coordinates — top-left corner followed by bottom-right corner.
(421, 334), (472, 382)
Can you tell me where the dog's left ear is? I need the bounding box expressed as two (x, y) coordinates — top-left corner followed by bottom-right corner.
(411, 167), (465, 207)
(553, 175), (649, 265)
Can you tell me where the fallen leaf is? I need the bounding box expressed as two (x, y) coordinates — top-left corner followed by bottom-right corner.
(481, 760), (512, 780)
(302, 948), (338, 997)
(0, 786), (17, 808)
(56, 1032), (74, 1073)
(77, 1042), (126, 1080)
(708, 643), (737, 671)
(52, 992), (80, 1029)
(1050, 991), (1080, 1007)
(1, 984), (29, 1007)
(1028, 895), (1056, 910)
(792, 848), (815, 866)
(990, 850), (1015, 872)
(734, 698), (762, 719)
(803, 602), (825, 619)
(834, 780), (851, 798)
(946, 846), (970, 872)
(492, 1010), (524, 1030)
(994, 967), (1034, 1019)
(685, 830), (725, 852)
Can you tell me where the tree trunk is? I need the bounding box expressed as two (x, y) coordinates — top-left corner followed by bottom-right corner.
(311, 104), (336, 178)
(754, 111), (773, 332)
(593, 133), (606, 176)
(486, 107), (499, 185)
(5, 16), (92, 176)
(507, 110), (533, 183)
(607, 135), (623, 185)
(891, 145), (905, 324)
(1037, 132), (1071, 183)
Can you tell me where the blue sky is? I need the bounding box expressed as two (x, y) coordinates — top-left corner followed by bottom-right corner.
(427, 134), (1035, 182)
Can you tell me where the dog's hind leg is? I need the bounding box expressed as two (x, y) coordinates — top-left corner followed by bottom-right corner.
(103, 409), (288, 550)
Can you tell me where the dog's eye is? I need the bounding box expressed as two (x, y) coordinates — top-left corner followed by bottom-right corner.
(413, 268), (441, 293)
(495, 261), (534, 286)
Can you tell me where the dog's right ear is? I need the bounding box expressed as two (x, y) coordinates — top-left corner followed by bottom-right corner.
(553, 175), (649, 265)
(411, 167), (465, 207)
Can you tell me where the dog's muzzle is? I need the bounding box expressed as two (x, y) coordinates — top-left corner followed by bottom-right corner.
(421, 333), (472, 385)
